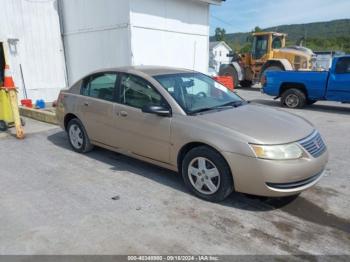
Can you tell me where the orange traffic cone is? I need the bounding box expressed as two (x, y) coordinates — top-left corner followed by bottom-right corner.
(3, 64), (15, 90)
(2, 65), (24, 139)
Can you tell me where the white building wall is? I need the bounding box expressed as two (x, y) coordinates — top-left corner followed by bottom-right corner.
(0, 0), (66, 102)
(59, 0), (132, 85)
(130, 0), (210, 73)
(61, 0), (212, 84)
(212, 43), (231, 72)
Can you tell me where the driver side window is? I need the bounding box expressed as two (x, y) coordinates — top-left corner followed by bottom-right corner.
(119, 74), (163, 109)
(252, 36), (268, 60)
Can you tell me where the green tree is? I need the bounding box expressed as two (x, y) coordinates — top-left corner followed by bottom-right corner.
(215, 27), (226, 41)
(240, 43), (252, 53)
(254, 26), (263, 32)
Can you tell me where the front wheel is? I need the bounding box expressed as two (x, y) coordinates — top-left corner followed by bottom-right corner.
(182, 146), (233, 202)
(219, 66), (239, 88)
(281, 89), (306, 109)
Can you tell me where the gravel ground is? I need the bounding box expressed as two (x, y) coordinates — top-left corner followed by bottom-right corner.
(0, 90), (349, 257)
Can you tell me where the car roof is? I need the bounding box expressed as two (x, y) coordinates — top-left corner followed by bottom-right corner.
(90, 66), (195, 77)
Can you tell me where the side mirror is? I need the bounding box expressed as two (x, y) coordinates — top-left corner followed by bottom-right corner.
(142, 105), (171, 117)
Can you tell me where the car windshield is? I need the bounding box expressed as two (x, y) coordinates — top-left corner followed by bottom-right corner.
(154, 73), (245, 114)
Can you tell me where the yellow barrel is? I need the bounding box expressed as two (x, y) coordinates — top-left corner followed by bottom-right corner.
(0, 89), (14, 126)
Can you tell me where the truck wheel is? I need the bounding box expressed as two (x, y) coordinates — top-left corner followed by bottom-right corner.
(281, 89), (306, 109)
(261, 66), (283, 81)
(0, 121), (8, 131)
(307, 99), (317, 105)
(20, 117), (26, 127)
(219, 66), (239, 88)
(240, 80), (252, 88)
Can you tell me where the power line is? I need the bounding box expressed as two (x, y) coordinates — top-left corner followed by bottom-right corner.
(210, 15), (233, 26)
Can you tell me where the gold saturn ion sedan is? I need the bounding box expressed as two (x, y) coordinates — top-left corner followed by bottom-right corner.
(57, 66), (328, 202)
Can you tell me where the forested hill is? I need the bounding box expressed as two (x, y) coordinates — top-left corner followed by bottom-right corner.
(212, 19), (350, 53)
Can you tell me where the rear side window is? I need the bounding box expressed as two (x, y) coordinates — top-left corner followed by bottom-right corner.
(82, 73), (118, 101)
(335, 57), (350, 74)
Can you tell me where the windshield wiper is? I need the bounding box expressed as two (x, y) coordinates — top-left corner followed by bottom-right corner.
(188, 107), (218, 115)
(217, 100), (248, 108)
(188, 101), (248, 115)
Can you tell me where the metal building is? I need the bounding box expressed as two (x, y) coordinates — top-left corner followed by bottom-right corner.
(0, 0), (222, 102)
(0, 0), (66, 102)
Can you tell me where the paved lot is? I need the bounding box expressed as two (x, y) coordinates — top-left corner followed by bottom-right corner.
(0, 90), (349, 256)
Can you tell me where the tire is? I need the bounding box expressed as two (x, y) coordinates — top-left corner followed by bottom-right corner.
(261, 66), (283, 81)
(307, 99), (317, 105)
(240, 80), (252, 88)
(0, 120), (8, 132)
(219, 65), (239, 88)
(67, 118), (94, 153)
(20, 117), (26, 127)
(281, 88), (306, 109)
(182, 146), (233, 202)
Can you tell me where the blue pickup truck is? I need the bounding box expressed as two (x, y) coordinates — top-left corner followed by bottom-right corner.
(262, 56), (350, 108)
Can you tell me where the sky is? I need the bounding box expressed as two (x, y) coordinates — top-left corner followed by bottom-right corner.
(210, 0), (350, 35)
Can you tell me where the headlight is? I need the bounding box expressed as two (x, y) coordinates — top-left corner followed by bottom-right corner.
(250, 143), (303, 160)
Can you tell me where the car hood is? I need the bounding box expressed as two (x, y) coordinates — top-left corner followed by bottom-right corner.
(196, 103), (314, 144)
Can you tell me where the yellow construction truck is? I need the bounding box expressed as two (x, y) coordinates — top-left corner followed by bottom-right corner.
(219, 32), (315, 87)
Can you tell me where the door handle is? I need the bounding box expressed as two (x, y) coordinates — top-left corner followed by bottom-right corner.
(120, 111), (128, 117)
(83, 102), (89, 106)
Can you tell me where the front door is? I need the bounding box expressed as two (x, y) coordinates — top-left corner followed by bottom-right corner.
(79, 72), (119, 146)
(327, 57), (350, 102)
(113, 73), (172, 164)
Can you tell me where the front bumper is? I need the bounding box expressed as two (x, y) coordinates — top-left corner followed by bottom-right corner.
(222, 149), (329, 197)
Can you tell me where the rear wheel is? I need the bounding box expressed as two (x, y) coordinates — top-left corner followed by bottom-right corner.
(281, 88), (306, 109)
(307, 99), (317, 105)
(240, 80), (252, 88)
(182, 146), (233, 202)
(67, 118), (94, 153)
(219, 66), (239, 88)
(261, 65), (283, 81)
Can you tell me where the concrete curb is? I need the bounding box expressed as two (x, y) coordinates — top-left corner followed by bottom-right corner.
(19, 106), (58, 125)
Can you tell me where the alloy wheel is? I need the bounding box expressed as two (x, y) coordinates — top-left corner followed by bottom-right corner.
(188, 157), (221, 195)
(69, 124), (84, 149)
(285, 94), (300, 108)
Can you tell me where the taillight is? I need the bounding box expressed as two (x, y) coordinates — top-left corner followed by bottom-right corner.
(57, 92), (65, 106)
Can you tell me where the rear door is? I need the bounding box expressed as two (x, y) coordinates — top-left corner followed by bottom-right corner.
(113, 73), (172, 163)
(79, 72), (120, 146)
(326, 57), (350, 102)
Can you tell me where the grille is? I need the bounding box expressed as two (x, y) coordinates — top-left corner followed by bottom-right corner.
(266, 171), (323, 189)
(299, 131), (326, 158)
